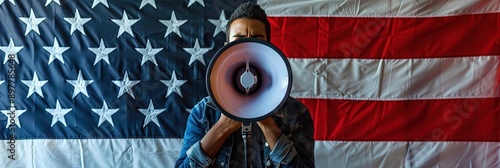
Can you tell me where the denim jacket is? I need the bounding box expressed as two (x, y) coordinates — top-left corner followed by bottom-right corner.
(175, 96), (315, 168)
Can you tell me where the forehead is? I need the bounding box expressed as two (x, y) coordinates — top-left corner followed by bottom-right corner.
(228, 18), (266, 33)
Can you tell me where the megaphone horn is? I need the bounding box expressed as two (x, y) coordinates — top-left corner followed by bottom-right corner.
(206, 38), (293, 122)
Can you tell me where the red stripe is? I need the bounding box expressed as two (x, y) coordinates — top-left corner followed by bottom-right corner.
(269, 13), (500, 59)
(299, 98), (500, 141)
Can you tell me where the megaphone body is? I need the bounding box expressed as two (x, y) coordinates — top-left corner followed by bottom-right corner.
(206, 38), (293, 122)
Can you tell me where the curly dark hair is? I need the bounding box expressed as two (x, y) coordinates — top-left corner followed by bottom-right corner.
(226, 2), (271, 42)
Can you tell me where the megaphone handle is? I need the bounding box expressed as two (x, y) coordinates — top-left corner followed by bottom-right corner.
(242, 122), (252, 168)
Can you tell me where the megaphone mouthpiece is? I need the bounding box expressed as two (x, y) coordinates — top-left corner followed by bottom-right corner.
(240, 55), (257, 94)
(234, 63), (261, 95)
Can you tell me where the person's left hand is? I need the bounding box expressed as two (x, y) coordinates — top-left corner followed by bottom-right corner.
(256, 117), (282, 150)
(256, 117), (275, 128)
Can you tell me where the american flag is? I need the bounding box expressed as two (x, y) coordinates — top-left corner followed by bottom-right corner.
(1, 0), (499, 168)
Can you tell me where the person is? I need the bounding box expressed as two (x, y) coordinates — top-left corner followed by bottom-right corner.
(175, 2), (315, 168)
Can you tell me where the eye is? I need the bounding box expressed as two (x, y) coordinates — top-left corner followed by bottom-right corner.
(251, 35), (266, 40)
(253, 35), (265, 39)
(233, 34), (247, 38)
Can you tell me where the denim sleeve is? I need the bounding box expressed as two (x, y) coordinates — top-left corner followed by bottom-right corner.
(268, 98), (315, 168)
(175, 98), (213, 168)
(268, 134), (297, 164)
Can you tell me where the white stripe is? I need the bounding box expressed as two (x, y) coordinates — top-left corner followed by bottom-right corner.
(315, 141), (500, 168)
(257, 0), (500, 17)
(289, 56), (500, 100)
(0, 138), (182, 168)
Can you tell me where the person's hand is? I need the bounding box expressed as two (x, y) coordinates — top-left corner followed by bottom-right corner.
(215, 114), (242, 135)
(256, 117), (282, 150)
(256, 117), (275, 128)
(200, 114), (242, 158)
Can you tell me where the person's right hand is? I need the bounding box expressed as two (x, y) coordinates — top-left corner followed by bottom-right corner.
(200, 114), (243, 158)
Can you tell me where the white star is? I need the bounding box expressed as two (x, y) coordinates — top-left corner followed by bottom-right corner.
(161, 71), (187, 98)
(0, 80), (4, 86)
(43, 37), (70, 64)
(187, 0), (204, 7)
(138, 99), (165, 127)
(112, 71), (140, 99)
(63, 9), (92, 35)
(92, 100), (119, 127)
(136, 39), (162, 66)
(111, 10), (139, 38)
(91, 0), (109, 8)
(22, 71), (48, 98)
(0, 38), (23, 64)
(0, 0), (15, 5)
(45, 100), (72, 127)
(140, 0), (156, 9)
(45, 0), (60, 6)
(67, 70), (94, 98)
(208, 10), (228, 37)
(1, 105), (26, 128)
(19, 9), (46, 36)
(159, 11), (187, 38)
(89, 39), (116, 65)
(183, 38), (210, 66)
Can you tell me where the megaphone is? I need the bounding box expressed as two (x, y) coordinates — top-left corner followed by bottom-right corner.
(206, 38), (293, 122)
